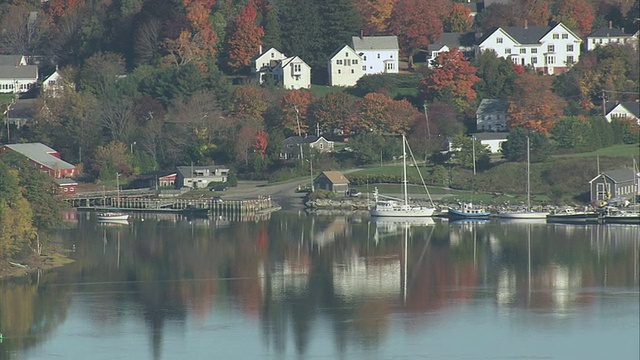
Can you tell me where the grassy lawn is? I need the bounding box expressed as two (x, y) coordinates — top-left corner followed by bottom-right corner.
(390, 87), (419, 99)
(309, 85), (345, 97)
(554, 144), (640, 159)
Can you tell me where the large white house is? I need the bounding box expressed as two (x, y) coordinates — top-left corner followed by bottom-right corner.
(327, 45), (364, 87)
(476, 22), (581, 75)
(252, 47), (287, 84)
(0, 64), (38, 94)
(605, 101), (640, 124)
(425, 32), (476, 67)
(352, 35), (399, 75)
(585, 25), (638, 51)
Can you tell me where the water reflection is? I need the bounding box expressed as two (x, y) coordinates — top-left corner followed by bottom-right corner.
(0, 214), (637, 360)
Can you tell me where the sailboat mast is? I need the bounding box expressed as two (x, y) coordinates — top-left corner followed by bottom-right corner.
(403, 135), (408, 206)
(527, 136), (531, 211)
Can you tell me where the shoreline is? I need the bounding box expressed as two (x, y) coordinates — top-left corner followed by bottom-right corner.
(0, 248), (74, 281)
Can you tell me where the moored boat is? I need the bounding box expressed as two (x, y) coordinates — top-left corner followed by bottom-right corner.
(601, 207), (640, 224)
(546, 208), (599, 223)
(448, 202), (491, 219)
(97, 211), (129, 221)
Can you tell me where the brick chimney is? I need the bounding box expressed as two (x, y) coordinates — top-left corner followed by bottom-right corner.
(609, 21), (612, 29)
(360, 29), (364, 39)
(524, 20), (528, 29)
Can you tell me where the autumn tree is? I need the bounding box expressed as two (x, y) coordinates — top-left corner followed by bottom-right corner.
(421, 49), (480, 110)
(476, 3), (517, 30)
(387, 0), (448, 68)
(228, 85), (268, 122)
(280, 90), (313, 135)
(353, 0), (396, 34)
(553, 0), (595, 36)
(0, 5), (50, 55)
(443, 3), (472, 33)
(163, 0), (218, 70)
(92, 141), (132, 180)
(226, 1), (264, 71)
(508, 73), (566, 133)
(307, 92), (358, 135)
(254, 130), (268, 159)
(0, 163), (35, 260)
(353, 93), (417, 134)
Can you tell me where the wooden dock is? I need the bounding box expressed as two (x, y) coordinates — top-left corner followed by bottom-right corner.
(66, 194), (278, 219)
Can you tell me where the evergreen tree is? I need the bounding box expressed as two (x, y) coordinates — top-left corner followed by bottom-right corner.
(277, 0), (322, 67)
(318, 0), (362, 58)
(473, 50), (518, 100)
(261, 6), (281, 50)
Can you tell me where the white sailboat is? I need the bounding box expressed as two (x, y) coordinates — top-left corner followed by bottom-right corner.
(370, 134), (436, 218)
(498, 137), (549, 219)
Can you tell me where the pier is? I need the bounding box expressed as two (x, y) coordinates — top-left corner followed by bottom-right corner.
(66, 193), (279, 219)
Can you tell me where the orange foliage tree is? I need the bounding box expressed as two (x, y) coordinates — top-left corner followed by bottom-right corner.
(507, 73), (566, 133)
(443, 3), (473, 33)
(421, 49), (480, 110)
(226, 1), (264, 70)
(386, 0), (448, 68)
(48, 0), (85, 18)
(353, 0), (396, 34)
(280, 90), (313, 135)
(307, 92), (358, 135)
(353, 93), (417, 134)
(254, 130), (268, 159)
(164, 0), (218, 70)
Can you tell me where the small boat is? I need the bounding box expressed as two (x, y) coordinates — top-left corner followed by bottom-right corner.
(601, 207), (640, 224)
(370, 134), (436, 218)
(546, 208), (599, 223)
(448, 202), (491, 219)
(97, 211), (129, 221)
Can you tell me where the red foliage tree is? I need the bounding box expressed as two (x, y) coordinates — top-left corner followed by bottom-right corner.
(229, 85), (268, 121)
(554, 0), (595, 36)
(507, 73), (566, 133)
(353, 0), (396, 34)
(48, 0), (85, 18)
(226, 1), (265, 70)
(254, 130), (268, 159)
(421, 49), (480, 110)
(353, 93), (417, 134)
(386, 0), (449, 68)
(308, 92), (358, 135)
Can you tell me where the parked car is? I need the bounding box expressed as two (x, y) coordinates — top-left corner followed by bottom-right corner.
(348, 188), (362, 197)
(210, 185), (228, 191)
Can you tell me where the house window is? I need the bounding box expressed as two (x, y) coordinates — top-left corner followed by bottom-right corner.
(531, 57), (537, 64)
(562, 34), (568, 39)
(351, 69), (354, 74)
(377, 53), (380, 58)
(346, 59), (351, 66)
(547, 56), (555, 64)
(547, 45), (554, 52)
(338, 69), (341, 74)
(337, 59), (343, 65)
(497, 37), (503, 43)
(553, 33), (559, 39)
(345, 52), (349, 57)
(566, 44), (573, 52)
(363, 56), (366, 60)
(566, 55), (574, 64)
(531, 48), (537, 53)
(386, 63), (394, 70)
(520, 48), (526, 54)
(390, 54), (393, 58)
(271, 52), (274, 58)
(293, 64), (301, 72)
(353, 59), (358, 64)
(362, 66), (366, 71)
(505, 48), (511, 54)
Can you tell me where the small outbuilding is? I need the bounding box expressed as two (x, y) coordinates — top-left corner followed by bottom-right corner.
(313, 171), (350, 194)
(588, 168), (638, 204)
(53, 178), (78, 196)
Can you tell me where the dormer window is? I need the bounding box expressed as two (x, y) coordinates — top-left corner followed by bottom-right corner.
(497, 37), (503, 43)
(345, 52), (349, 57)
(271, 53), (274, 58)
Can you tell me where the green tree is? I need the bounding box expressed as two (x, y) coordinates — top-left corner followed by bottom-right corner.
(502, 127), (552, 162)
(349, 133), (401, 165)
(278, 0), (322, 68)
(550, 116), (592, 149)
(450, 134), (491, 170)
(588, 116), (615, 149)
(318, 0), (362, 58)
(473, 50), (518, 100)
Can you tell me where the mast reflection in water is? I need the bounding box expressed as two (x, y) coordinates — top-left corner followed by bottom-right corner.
(0, 213), (638, 360)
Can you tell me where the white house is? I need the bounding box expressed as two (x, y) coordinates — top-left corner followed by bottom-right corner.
(271, 56), (311, 90)
(0, 65), (38, 94)
(352, 35), (399, 75)
(0, 55), (27, 66)
(586, 24), (637, 51)
(476, 99), (508, 131)
(327, 45), (364, 87)
(605, 102), (640, 124)
(42, 69), (67, 97)
(471, 132), (509, 154)
(252, 47), (287, 84)
(175, 165), (230, 189)
(425, 32), (476, 67)
(476, 22), (581, 75)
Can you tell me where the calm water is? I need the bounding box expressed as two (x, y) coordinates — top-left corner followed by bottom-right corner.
(1, 212), (638, 360)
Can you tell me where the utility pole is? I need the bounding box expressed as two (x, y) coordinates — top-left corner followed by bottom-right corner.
(422, 103), (431, 140)
(472, 136), (476, 176)
(294, 105), (304, 161)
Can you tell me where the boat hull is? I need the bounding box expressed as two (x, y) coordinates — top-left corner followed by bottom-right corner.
(602, 214), (640, 224)
(546, 212), (599, 223)
(497, 211), (549, 219)
(371, 207), (435, 217)
(97, 213), (130, 221)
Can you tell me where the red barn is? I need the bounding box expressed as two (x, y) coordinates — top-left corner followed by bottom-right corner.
(0, 143), (77, 178)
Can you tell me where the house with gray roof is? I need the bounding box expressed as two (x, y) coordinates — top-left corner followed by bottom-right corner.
(352, 35), (399, 75)
(0, 143), (77, 178)
(476, 99), (508, 131)
(281, 135), (334, 160)
(0, 64), (38, 93)
(589, 168), (638, 204)
(6, 98), (37, 127)
(175, 165), (230, 189)
(0, 55), (27, 66)
(476, 22), (581, 74)
(586, 23), (638, 51)
(271, 56), (311, 90)
(426, 32), (476, 67)
(470, 132), (509, 153)
(605, 101), (640, 124)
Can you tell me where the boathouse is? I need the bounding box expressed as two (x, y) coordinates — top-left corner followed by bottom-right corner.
(313, 171), (350, 194)
(588, 168), (638, 204)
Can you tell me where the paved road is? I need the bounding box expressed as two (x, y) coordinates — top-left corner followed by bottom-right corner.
(222, 180), (309, 210)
